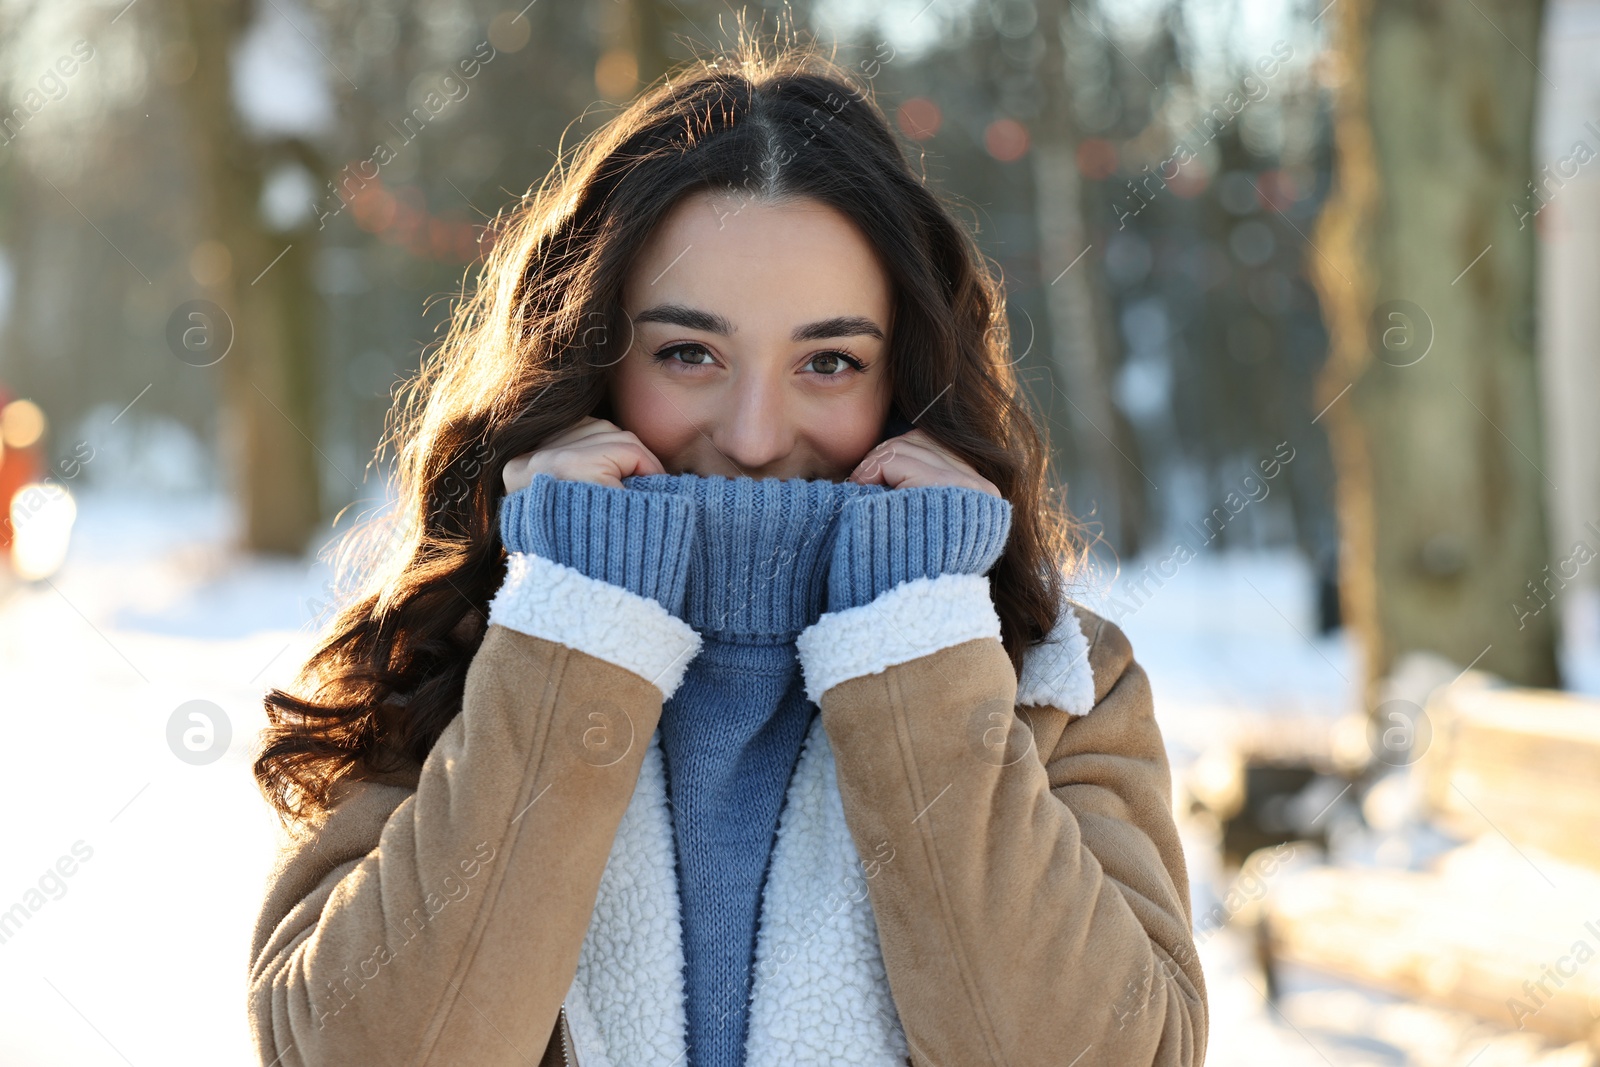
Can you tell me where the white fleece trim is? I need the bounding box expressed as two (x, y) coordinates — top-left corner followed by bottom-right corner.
(560, 980), (613, 1067)
(567, 732), (689, 1066)
(568, 715), (907, 1066)
(795, 573), (1002, 706)
(487, 551), (702, 699)
(1016, 599), (1097, 716)
(746, 713), (908, 1067)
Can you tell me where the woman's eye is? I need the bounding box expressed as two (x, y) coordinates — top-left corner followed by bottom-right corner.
(806, 351), (865, 376)
(651, 344), (867, 377)
(653, 343), (715, 367)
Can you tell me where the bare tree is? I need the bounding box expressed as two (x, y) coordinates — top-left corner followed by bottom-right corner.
(165, 0), (324, 555)
(1311, 0), (1559, 700)
(1031, 0), (1148, 559)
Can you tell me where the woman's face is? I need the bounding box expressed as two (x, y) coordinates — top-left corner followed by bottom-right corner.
(608, 190), (895, 483)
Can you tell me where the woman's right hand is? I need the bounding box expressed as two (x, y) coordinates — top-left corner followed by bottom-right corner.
(501, 416), (668, 493)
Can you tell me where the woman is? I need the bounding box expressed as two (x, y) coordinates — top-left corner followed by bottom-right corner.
(247, 34), (1207, 1067)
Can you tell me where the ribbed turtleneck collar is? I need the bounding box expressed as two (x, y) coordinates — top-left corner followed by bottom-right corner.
(622, 472), (886, 643)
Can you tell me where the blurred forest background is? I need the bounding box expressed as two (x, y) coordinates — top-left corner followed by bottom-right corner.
(0, 0), (1587, 699)
(4, 0), (1590, 705)
(5, 0), (1600, 1064)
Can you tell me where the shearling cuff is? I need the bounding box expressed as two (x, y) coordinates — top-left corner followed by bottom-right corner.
(487, 551), (702, 699)
(826, 486), (1012, 613)
(796, 573), (1002, 705)
(499, 473), (696, 618)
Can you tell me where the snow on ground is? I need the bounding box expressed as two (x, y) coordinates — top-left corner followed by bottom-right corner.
(1, 488), (1598, 1065)
(0, 490), (326, 1066)
(1087, 549), (1600, 1067)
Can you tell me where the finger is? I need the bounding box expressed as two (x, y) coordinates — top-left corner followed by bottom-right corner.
(545, 415), (649, 452)
(546, 417), (621, 447)
(882, 433), (986, 482)
(611, 429), (667, 476)
(861, 446), (992, 492)
(586, 431), (666, 472)
(848, 442), (898, 485)
(574, 427), (664, 460)
(872, 451), (938, 490)
(617, 440), (667, 477)
(567, 438), (665, 480)
(852, 437), (953, 484)
(882, 431), (965, 469)
(501, 450), (542, 492)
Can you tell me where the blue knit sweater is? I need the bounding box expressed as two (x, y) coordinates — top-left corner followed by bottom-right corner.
(499, 470), (1012, 1067)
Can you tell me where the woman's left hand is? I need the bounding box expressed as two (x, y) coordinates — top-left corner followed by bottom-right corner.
(846, 428), (1001, 497)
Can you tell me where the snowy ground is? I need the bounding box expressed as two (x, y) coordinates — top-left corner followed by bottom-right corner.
(0, 490), (325, 1066)
(2, 488), (1597, 1066)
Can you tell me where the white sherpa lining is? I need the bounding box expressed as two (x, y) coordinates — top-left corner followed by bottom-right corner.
(745, 714), (909, 1067)
(563, 713), (907, 1066)
(565, 734), (689, 1067)
(486, 551), (702, 700)
(795, 573), (1002, 706)
(559, 981), (613, 1067)
(1016, 599), (1098, 717)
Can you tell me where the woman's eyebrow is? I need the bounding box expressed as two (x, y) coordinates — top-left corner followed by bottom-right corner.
(792, 315), (885, 342)
(632, 304), (884, 341)
(634, 304), (734, 335)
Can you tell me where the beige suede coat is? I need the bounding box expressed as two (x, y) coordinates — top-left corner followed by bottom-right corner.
(247, 547), (1208, 1067)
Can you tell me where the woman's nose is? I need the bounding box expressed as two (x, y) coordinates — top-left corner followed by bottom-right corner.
(713, 373), (793, 475)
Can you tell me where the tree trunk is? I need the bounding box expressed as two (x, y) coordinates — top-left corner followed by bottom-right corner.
(1310, 0), (1559, 704)
(1033, 0), (1144, 558)
(627, 0), (673, 88)
(167, 0), (323, 556)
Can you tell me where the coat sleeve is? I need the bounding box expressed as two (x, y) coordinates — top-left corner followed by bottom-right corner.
(248, 484), (703, 1067)
(795, 577), (1207, 1067)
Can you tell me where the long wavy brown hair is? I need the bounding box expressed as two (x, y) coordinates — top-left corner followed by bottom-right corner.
(254, 28), (1088, 832)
